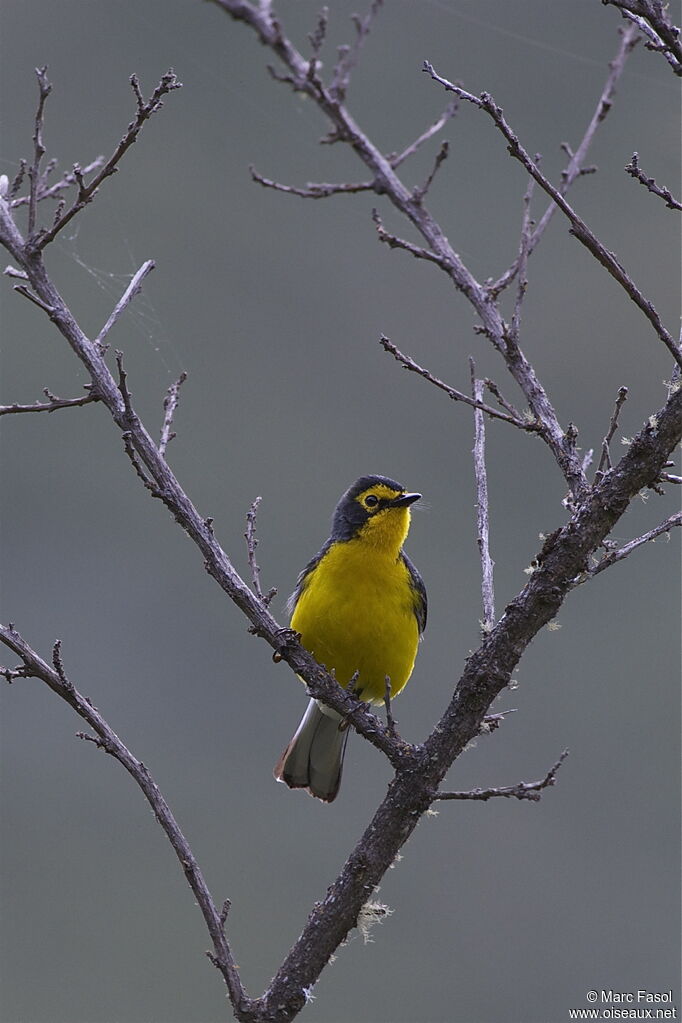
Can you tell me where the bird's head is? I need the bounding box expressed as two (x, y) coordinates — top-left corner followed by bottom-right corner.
(330, 475), (421, 553)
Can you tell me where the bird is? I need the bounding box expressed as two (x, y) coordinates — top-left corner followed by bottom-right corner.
(274, 474), (426, 802)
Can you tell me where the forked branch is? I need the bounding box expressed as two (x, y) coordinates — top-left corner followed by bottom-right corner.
(28, 71), (182, 250)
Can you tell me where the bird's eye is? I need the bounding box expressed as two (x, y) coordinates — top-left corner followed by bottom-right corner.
(364, 494), (379, 508)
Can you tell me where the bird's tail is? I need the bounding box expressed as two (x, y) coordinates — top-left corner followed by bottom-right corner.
(274, 698), (349, 802)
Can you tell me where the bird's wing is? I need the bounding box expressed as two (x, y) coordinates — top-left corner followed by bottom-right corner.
(401, 551), (427, 634)
(285, 538), (334, 619)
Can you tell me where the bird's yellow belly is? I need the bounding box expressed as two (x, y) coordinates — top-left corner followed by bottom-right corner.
(290, 540), (420, 704)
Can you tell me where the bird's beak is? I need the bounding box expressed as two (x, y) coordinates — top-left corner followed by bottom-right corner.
(390, 492), (421, 508)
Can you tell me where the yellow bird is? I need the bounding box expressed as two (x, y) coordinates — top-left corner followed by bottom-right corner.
(274, 475), (426, 802)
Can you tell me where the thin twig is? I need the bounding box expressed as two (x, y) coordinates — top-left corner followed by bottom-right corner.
(371, 209), (451, 268)
(481, 708), (517, 734)
(381, 335), (536, 431)
(27, 68), (52, 238)
(508, 172), (535, 335)
(586, 511), (682, 578)
(391, 99), (459, 168)
(115, 351), (135, 419)
(625, 152), (682, 211)
(307, 6), (328, 60)
(13, 284), (54, 313)
(435, 750), (569, 802)
(0, 623), (251, 1015)
(9, 161), (27, 201)
(0, 389), (99, 417)
(250, 165), (373, 198)
(94, 260), (155, 350)
(121, 431), (157, 494)
(12, 157), (105, 208)
(470, 361), (495, 632)
(483, 378), (523, 422)
(412, 141), (449, 203)
(159, 371), (187, 458)
(3, 264), (28, 280)
(597, 386), (629, 474)
(1, 662), (31, 683)
(383, 676), (396, 737)
(330, 0), (385, 101)
(245, 497), (276, 607)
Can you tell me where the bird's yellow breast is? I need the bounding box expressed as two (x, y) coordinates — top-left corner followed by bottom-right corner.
(290, 538), (420, 705)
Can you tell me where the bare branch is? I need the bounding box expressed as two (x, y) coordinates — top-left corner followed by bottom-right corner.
(586, 511), (682, 578)
(115, 350), (135, 419)
(27, 67), (52, 238)
(13, 283), (54, 313)
(602, 0), (682, 75)
(380, 335), (536, 431)
(94, 260), (155, 350)
(383, 676), (396, 738)
(3, 264), (28, 280)
(483, 378), (523, 422)
(250, 100), (459, 201)
(1, 661), (31, 683)
(625, 152), (682, 211)
(159, 371), (187, 458)
(0, 389), (99, 417)
(371, 209), (451, 268)
(423, 59), (682, 369)
(597, 386), (629, 474)
(11, 157), (105, 208)
(32, 72), (182, 250)
(307, 6), (328, 60)
(51, 638), (69, 684)
(470, 362), (495, 632)
(250, 165), (373, 198)
(9, 161), (27, 201)
(244, 497), (276, 607)
(391, 99), (459, 168)
(252, 99), (458, 200)
(412, 140), (449, 203)
(507, 172), (535, 333)
(331, 0), (385, 101)
(481, 708), (517, 734)
(121, 431), (160, 495)
(435, 750), (569, 802)
(0, 624), (252, 1016)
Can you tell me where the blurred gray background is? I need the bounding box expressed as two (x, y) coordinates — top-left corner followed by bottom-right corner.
(1, 2), (679, 1022)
